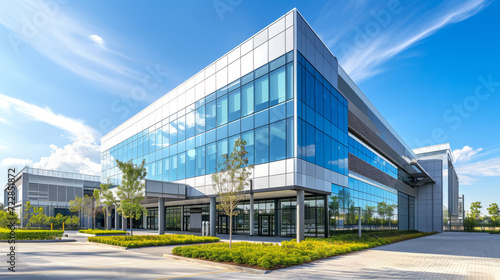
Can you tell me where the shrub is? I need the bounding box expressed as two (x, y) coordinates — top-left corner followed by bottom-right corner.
(172, 231), (436, 270)
(88, 234), (220, 248)
(464, 217), (476, 232)
(0, 229), (64, 240)
(78, 229), (127, 235)
(489, 231), (500, 234)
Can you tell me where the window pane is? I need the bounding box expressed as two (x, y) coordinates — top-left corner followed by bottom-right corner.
(196, 146), (206, 176)
(217, 95), (228, 126)
(170, 121), (178, 145)
(270, 120), (286, 162)
(255, 125), (269, 164)
(162, 157), (169, 181)
(186, 112), (195, 139)
(241, 82), (254, 117)
(170, 156), (178, 181)
(206, 143), (216, 174)
(196, 106), (205, 135)
(228, 89), (241, 122)
(186, 149), (195, 178)
(206, 101), (216, 131)
(270, 66), (286, 106)
(306, 123), (315, 164)
(217, 139), (228, 166)
(286, 63), (293, 100)
(255, 74), (269, 112)
(287, 118), (293, 158)
(241, 130), (254, 165)
(178, 152), (186, 180)
(178, 115), (186, 142)
(162, 125), (170, 148)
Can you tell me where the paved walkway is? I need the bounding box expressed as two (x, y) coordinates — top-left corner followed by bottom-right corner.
(1, 232), (498, 279)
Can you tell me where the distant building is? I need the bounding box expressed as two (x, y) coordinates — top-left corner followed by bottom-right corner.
(3, 167), (101, 228)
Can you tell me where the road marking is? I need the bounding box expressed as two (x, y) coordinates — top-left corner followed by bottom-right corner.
(154, 270), (234, 279)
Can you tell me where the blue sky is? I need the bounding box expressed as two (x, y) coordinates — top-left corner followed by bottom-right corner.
(0, 0), (498, 214)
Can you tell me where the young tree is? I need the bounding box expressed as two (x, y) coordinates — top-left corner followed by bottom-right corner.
(212, 138), (253, 249)
(98, 183), (116, 230)
(364, 206), (376, 225)
(0, 211), (19, 228)
(82, 195), (94, 229)
(387, 204), (395, 229)
(116, 159), (147, 236)
(69, 196), (84, 228)
(470, 201), (482, 220)
(329, 195), (339, 230)
(487, 203), (499, 222)
(92, 189), (103, 229)
(23, 201), (34, 228)
(29, 207), (48, 228)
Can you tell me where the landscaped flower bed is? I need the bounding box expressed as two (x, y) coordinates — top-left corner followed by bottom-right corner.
(172, 231), (437, 270)
(88, 234), (220, 248)
(0, 229), (64, 240)
(78, 229), (127, 235)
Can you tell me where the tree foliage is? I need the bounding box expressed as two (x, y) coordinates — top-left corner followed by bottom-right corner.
(116, 159), (147, 236)
(487, 203), (499, 222)
(212, 138), (253, 249)
(470, 201), (482, 220)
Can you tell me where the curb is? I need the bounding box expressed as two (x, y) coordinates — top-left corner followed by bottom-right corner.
(76, 233), (128, 237)
(0, 239), (76, 243)
(164, 253), (270, 274)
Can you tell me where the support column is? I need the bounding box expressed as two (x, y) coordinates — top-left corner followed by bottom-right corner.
(143, 212), (147, 229)
(114, 206), (118, 230)
(158, 197), (165, 235)
(324, 195), (329, 238)
(296, 190), (305, 242)
(249, 193), (254, 236)
(210, 197), (216, 237)
(180, 206), (184, 232)
(122, 215), (127, 232)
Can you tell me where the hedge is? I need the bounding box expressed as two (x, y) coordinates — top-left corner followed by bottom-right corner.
(88, 234), (220, 248)
(0, 229), (64, 240)
(490, 231), (500, 234)
(172, 231), (437, 270)
(78, 229), (127, 235)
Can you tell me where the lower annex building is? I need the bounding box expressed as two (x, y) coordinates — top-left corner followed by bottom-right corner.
(99, 9), (462, 240)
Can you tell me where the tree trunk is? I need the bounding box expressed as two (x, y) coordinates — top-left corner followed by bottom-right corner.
(229, 209), (233, 249)
(130, 217), (133, 236)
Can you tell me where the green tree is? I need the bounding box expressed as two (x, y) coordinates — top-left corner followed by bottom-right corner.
(92, 189), (103, 229)
(364, 206), (375, 224)
(470, 201), (482, 220)
(387, 204), (395, 229)
(82, 195), (94, 229)
(23, 201), (34, 228)
(212, 138), (253, 249)
(329, 195), (339, 230)
(116, 159), (147, 236)
(29, 207), (49, 228)
(0, 211), (19, 228)
(97, 182), (116, 230)
(487, 203), (499, 222)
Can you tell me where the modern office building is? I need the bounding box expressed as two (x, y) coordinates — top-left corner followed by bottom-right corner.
(101, 9), (461, 239)
(3, 167), (101, 228)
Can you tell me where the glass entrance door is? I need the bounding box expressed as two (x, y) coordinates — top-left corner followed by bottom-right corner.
(258, 215), (273, 236)
(218, 215), (229, 234)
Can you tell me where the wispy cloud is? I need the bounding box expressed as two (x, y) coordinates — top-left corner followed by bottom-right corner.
(0, 1), (146, 96)
(453, 146), (483, 162)
(316, 0), (491, 82)
(0, 93), (99, 143)
(0, 94), (101, 176)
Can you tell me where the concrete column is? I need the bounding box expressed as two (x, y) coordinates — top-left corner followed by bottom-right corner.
(114, 206), (118, 230)
(158, 197), (165, 235)
(143, 212), (147, 229)
(180, 206), (184, 231)
(210, 197), (216, 237)
(296, 190), (305, 242)
(324, 195), (329, 238)
(122, 215), (127, 232)
(249, 193), (254, 236)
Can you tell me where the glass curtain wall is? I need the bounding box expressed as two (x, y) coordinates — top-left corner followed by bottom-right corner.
(296, 51), (349, 176)
(330, 177), (399, 233)
(102, 52), (294, 186)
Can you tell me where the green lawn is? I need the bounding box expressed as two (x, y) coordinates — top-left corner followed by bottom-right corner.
(0, 229), (64, 240)
(172, 230), (437, 270)
(78, 229), (127, 235)
(88, 234), (220, 248)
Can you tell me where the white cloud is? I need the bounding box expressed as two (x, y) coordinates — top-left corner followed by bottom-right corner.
(456, 157), (500, 177)
(0, 93), (99, 143)
(1, 157), (33, 167)
(453, 146), (483, 162)
(89, 34), (105, 45)
(317, 0), (490, 82)
(0, 94), (101, 176)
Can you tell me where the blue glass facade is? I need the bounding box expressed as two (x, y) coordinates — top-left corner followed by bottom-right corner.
(330, 176), (399, 231)
(348, 136), (398, 179)
(102, 52), (295, 185)
(296, 51), (349, 175)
